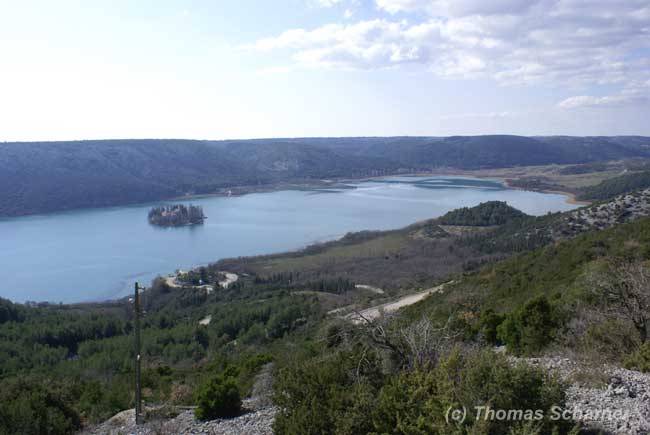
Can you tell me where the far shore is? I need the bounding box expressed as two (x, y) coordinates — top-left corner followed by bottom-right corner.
(0, 166), (593, 221)
(500, 179), (591, 206)
(5, 167), (591, 306)
(170, 169), (592, 208)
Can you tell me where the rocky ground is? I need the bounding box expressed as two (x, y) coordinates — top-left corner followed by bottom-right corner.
(516, 355), (650, 434)
(82, 364), (276, 435)
(564, 188), (650, 234)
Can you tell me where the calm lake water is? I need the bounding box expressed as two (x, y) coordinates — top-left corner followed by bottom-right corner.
(0, 176), (579, 303)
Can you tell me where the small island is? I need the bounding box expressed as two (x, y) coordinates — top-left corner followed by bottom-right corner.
(148, 204), (206, 227)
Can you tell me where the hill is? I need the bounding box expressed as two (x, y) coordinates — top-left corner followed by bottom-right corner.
(2, 135), (650, 217)
(4, 191), (650, 433)
(579, 170), (650, 200)
(437, 200), (526, 226)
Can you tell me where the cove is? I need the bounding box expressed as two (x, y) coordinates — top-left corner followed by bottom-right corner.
(0, 176), (579, 303)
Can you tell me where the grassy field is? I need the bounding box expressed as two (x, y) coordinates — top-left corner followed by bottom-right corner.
(217, 223), (497, 299)
(419, 159), (650, 195)
(470, 165), (623, 189)
(255, 232), (408, 274)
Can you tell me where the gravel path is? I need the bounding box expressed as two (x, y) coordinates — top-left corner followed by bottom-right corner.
(354, 284), (384, 294)
(347, 281), (451, 323)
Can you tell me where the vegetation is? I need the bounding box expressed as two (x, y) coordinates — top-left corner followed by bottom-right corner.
(273, 338), (573, 434)
(0, 273), (321, 433)
(267, 210), (650, 432)
(438, 201), (526, 226)
(624, 343), (650, 373)
(579, 170), (650, 200)
(496, 296), (561, 355)
(194, 374), (241, 420)
(0, 377), (81, 435)
(4, 190), (650, 433)
(2, 136), (650, 217)
(404, 215), (650, 364)
(558, 161), (610, 175)
(505, 176), (570, 194)
(148, 204), (205, 227)
(585, 259), (650, 343)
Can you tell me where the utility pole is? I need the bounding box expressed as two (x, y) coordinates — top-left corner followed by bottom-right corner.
(134, 282), (142, 425)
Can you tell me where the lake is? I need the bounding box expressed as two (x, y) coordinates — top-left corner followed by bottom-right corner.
(0, 176), (579, 303)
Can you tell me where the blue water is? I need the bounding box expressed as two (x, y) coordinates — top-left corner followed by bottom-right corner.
(0, 176), (578, 303)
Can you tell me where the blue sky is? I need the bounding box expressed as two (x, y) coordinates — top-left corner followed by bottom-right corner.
(1, 0), (648, 141)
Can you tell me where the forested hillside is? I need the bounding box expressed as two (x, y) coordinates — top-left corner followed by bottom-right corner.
(271, 202), (650, 434)
(1, 135), (649, 217)
(438, 201), (526, 226)
(3, 190), (650, 433)
(579, 170), (650, 200)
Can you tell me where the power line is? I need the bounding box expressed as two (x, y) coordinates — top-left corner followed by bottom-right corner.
(134, 282), (143, 425)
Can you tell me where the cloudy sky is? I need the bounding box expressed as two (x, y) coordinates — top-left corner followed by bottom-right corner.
(1, 0), (649, 141)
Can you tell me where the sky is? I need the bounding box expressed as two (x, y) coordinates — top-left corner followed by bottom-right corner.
(0, 0), (649, 141)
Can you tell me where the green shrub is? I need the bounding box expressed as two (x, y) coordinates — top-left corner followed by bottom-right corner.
(624, 343), (650, 372)
(194, 375), (241, 420)
(479, 309), (505, 345)
(580, 319), (638, 362)
(0, 377), (81, 435)
(498, 296), (560, 355)
(273, 348), (574, 435)
(77, 378), (133, 423)
(373, 349), (574, 435)
(273, 350), (382, 435)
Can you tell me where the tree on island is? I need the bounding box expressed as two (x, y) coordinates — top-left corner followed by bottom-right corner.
(148, 204), (205, 227)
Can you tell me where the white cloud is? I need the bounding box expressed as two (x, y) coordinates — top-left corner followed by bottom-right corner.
(248, 0), (650, 88)
(558, 80), (650, 109)
(256, 66), (293, 75)
(248, 19), (436, 70)
(440, 110), (520, 120)
(375, 0), (429, 14)
(315, 0), (344, 6)
(376, 0), (537, 16)
(558, 95), (616, 109)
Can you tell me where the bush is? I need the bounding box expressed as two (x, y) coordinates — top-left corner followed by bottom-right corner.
(498, 296), (560, 355)
(373, 349), (574, 435)
(77, 377), (133, 423)
(194, 375), (241, 420)
(479, 309), (505, 345)
(273, 348), (575, 435)
(0, 377), (81, 435)
(624, 343), (650, 372)
(273, 350), (382, 435)
(579, 318), (638, 362)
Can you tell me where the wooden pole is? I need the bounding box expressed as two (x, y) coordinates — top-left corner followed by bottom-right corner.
(134, 282), (142, 425)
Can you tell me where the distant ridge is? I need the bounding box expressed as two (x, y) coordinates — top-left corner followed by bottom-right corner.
(1, 135), (649, 217)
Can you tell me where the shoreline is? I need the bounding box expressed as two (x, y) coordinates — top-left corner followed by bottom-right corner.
(418, 168), (592, 207)
(0, 168), (589, 220)
(170, 169), (590, 207)
(4, 171), (588, 306)
(500, 178), (591, 206)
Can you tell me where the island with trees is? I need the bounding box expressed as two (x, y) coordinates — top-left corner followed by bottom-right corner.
(147, 204), (205, 227)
